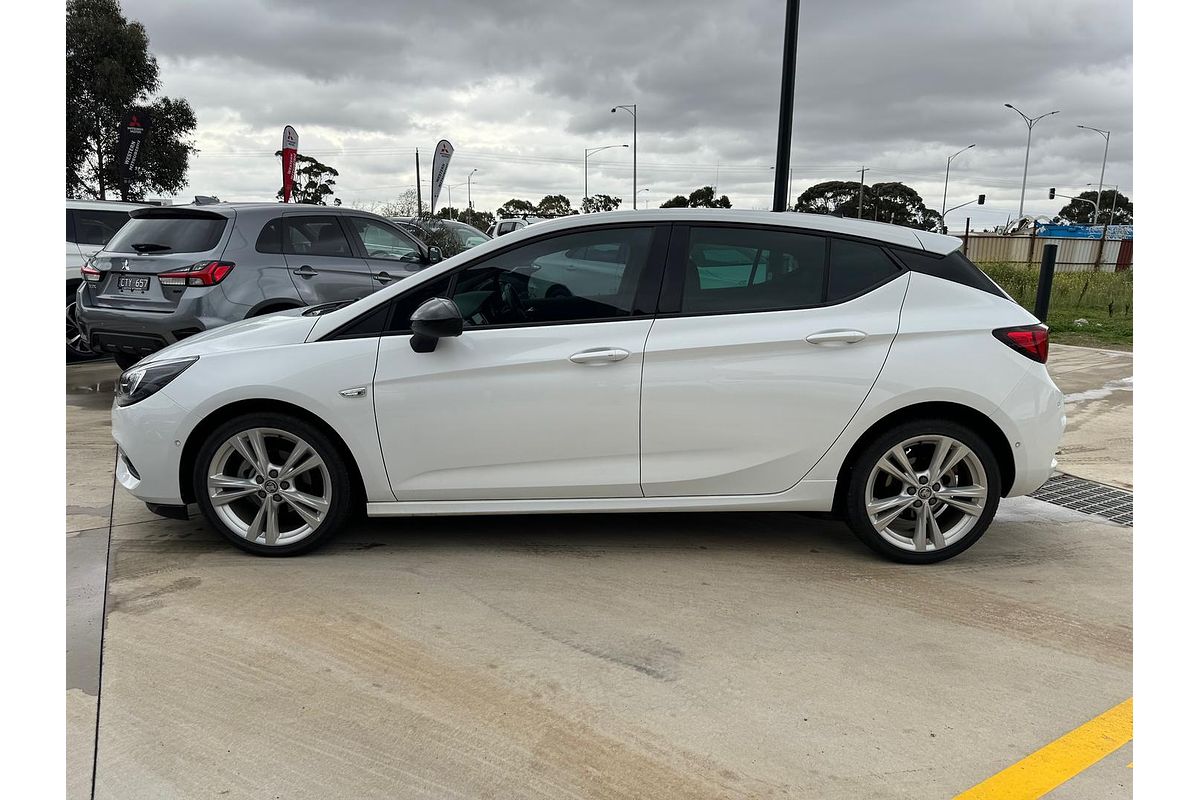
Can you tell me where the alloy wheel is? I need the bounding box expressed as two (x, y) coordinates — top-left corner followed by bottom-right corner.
(864, 434), (988, 553)
(66, 298), (91, 357)
(206, 427), (332, 546)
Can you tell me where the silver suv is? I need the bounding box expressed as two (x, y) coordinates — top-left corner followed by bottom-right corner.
(77, 202), (438, 369)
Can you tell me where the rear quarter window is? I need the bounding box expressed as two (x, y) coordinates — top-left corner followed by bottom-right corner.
(892, 248), (1008, 299)
(827, 239), (902, 302)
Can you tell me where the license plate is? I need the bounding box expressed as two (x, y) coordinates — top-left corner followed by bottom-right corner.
(117, 276), (150, 293)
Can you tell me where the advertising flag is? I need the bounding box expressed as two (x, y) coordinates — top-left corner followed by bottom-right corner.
(116, 108), (154, 182)
(430, 139), (455, 212)
(281, 126), (299, 203)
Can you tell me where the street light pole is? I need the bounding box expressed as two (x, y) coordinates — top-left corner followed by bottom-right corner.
(1005, 103), (1059, 219)
(1078, 125), (1110, 224)
(857, 166), (870, 218)
(611, 105), (637, 208)
(466, 168), (478, 224)
(941, 143), (976, 233)
(584, 144), (628, 210)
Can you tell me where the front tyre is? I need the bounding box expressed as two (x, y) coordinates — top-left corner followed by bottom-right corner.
(845, 419), (1001, 564)
(193, 413), (353, 556)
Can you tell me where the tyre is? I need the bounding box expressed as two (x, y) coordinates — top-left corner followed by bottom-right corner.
(66, 290), (93, 362)
(113, 352), (142, 371)
(844, 418), (1001, 564)
(192, 413), (354, 556)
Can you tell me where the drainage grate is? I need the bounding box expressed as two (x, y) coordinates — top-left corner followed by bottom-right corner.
(1030, 473), (1133, 526)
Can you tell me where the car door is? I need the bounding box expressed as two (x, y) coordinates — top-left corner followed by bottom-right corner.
(640, 225), (909, 497)
(281, 213), (373, 303)
(341, 214), (427, 290)
(371, 223), (668, 500)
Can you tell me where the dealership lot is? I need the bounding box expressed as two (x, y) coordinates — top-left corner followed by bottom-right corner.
(67, 345), (1132, 799)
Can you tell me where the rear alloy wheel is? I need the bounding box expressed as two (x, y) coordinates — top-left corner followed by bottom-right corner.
(846, 420), (1000, 563)
(66, 295), (92, 361)
(193, 414), (353, 555)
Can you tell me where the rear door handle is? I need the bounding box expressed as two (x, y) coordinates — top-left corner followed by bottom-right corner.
(569, 347), (630, 364)
(805, 329), (867, 345)
(292, 265), (318, 278)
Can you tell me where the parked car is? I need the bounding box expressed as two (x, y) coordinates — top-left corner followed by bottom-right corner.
(487, 216), (548, 237)
(76, 202), (438, 370)
(66, 199), (151, 360)
(110, 209), (1064, 562)
(390, 216), (491, 255)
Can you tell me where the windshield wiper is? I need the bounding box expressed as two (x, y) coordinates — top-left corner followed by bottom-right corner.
(130, 242), (172, 253)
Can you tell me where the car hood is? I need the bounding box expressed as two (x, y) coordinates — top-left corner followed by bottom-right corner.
(142, 309), (319, 363)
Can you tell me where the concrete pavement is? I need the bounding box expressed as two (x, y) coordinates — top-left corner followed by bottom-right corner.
(66, 344), (1132, 799)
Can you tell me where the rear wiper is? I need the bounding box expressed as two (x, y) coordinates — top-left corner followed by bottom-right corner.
(130, 242), (172, 253)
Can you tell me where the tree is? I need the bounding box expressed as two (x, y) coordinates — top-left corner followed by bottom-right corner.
(497, 198), (538, 218)
(582, 194), (622, 213)
(275, 152), (340, 205)
(793, 180), (862, 214)
(659, 186), (732, 209)
(1057, 189), (1133, 225)
(67, 0), (197, 200)
(373, 189), (420, 217)
(793, 180), (941, 230)
(463, 208), (495, 231)
(536, 194), (576, 217)
(436, 206), (462, 220)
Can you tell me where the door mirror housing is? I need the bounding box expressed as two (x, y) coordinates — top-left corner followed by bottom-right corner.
(409, 296), (463, 352)
(427, 246), (443, 264)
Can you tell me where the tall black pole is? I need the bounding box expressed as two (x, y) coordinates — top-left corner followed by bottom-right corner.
(772, 0), (800, 212)
(1034, 243), (1058, 323)
(415, 148), (423, 217)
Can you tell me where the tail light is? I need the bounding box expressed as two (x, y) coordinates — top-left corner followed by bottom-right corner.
(993, 324), (1049, 363)
(157, 260), (235, 288)
(81, 264), (102, 282)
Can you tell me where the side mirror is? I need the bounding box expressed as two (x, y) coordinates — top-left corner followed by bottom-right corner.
(427, 246), (443, 264)
(409, 297), (462, 353)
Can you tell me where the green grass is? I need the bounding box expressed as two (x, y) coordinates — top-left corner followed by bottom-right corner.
(977, 262), (1133, 349)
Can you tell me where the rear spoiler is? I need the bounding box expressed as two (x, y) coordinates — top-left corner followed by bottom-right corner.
(129, 207), (229, 220)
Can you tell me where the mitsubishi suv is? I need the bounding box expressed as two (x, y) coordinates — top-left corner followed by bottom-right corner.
(76, 203), (439, 369)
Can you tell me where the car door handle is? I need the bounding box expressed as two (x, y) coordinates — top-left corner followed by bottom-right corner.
(374, 271), (395, 283)
(292, 265), (318, 278)
(805, 329), (867, 345)
(569, 347), (630, 364)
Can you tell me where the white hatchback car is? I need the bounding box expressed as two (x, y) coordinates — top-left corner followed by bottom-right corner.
(112, 209), (1064, 563)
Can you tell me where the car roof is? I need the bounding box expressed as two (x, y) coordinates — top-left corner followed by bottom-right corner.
(521, 209), (963, 254)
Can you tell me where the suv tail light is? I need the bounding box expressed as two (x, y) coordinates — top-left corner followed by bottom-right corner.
(993, 324), (1049, 363)
(81, 264), (102, 282)
(158, 260), (235, 287)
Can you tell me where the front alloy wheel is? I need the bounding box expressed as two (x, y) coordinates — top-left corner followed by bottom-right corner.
(846, 420), (1000, 563)
(194, 414), (352, 555)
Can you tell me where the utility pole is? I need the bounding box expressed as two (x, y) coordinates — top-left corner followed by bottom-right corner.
(415, 148), (423, 217)
(857, 166), (870, 218)
(771, 0), (800, 212)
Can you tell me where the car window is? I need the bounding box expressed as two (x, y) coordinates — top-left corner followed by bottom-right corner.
(681, 227), (826, 314)
(346, 217), (423, 263)
(497, 222), (517, 235)
(385, 227), (655, 331)
(73, 209), (132, 246)
(255, 219), (283, 254)
(827, 239), (901, 301)
(106, 213), (227, 254)
(284, 216), (353, 258)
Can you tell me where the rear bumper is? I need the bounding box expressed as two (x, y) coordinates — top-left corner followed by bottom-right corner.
(1003, 366), (1066, 497)
(75, 288), (216, 358)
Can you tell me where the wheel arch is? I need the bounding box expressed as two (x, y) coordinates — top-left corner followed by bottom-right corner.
(832, 401), (1015, 514)
(179, 398), (366, 507)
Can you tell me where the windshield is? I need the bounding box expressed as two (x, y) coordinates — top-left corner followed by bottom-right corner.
(106, 215), (228, 254)
(447, 222), (490, 248)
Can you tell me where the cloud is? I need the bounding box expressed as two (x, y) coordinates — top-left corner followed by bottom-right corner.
(121, 0), (1131, 221)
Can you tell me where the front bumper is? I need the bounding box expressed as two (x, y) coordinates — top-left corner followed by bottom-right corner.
(112, 390), (191, 505)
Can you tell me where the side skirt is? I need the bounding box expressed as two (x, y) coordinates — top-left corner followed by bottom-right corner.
(366, 480), (838, 517)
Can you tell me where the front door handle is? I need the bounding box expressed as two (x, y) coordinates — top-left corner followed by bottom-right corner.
(806, 329), (867, 345)
(569, 347), (630, 364)
(374, 271), (395, 283)
(292, 265), (318, 278)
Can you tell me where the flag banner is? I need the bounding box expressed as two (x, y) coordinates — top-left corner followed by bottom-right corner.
(430, 139), (455, 212)
(116, 108), (154, 181)
(281, 125), (299, 203)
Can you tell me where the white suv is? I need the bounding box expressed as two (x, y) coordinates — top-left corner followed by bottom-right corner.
(66, 199), (150, 360)
(487, 216), (549, 237)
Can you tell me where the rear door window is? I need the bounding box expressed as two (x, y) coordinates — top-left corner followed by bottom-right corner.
(680, 227), (826, 314)
(283, 216), (353, 257)
(74, 209), (133, 246)
(106, 213), (228, 254)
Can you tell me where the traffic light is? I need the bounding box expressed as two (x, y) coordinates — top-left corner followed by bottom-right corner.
(1048, 188), (1056, 199)
(978, 194), (986, 205)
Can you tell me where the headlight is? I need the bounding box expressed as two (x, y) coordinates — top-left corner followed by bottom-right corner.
(116, 357), (198, 407)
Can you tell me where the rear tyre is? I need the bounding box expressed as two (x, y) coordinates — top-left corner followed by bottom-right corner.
(113, 353), (141, 371)
(66, 289), (92, 362)
(193, 412), (353, 556)
(844, 418), (1001, 564)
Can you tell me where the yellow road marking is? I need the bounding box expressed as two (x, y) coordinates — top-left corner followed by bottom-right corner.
(954, 698), (1132, 799)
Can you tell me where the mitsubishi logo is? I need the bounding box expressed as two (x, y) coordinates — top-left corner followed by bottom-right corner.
(121, 259), (130, 271)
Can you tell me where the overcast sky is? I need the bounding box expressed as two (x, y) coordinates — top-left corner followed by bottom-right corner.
(121, 0), (1132, 229)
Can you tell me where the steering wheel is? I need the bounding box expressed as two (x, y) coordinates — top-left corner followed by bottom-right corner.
(499, 281), (528, 322)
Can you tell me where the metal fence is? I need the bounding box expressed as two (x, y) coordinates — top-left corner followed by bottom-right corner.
(959, 234), (1133, 272)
